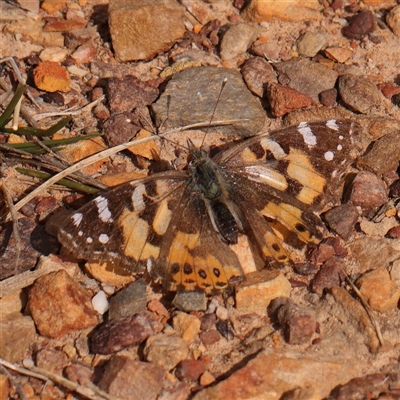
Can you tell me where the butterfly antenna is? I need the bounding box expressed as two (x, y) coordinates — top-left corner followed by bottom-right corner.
(200, 78), (228, 149)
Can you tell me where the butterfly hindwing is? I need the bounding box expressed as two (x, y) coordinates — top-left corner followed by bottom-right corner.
(151, 187), (244, 292)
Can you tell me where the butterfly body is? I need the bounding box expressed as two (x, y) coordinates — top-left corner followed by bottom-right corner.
(58, 119), (362, 293)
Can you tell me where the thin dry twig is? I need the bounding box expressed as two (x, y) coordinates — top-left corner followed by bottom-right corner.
(345, 273), (384, 346)
(1, 119), (244, 223)
(32, 95), (105, 121)
(0, 180), (21, 273)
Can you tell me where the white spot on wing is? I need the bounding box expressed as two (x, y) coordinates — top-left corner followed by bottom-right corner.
(326, 119), (339, 130)
(87, 237), (93, 243)
(78, 231), (83, 236)
(72, 213), (83, 227)
(131, 184), (147, 211)
(337, 144), (343, 151)
(339, 135), (344, 140)
(95, 196), (113, 223)
(298, 122), (317, 147)
(99, 233), (109, 244)
(324, 151), (334, 161)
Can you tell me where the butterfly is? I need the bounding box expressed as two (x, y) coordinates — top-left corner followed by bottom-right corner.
(58, 119), (362, 293)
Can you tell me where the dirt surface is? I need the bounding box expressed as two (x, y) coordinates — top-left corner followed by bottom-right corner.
(1, 0), (400, 399)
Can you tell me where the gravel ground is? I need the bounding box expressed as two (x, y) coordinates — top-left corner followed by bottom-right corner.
(1, 0), (400, 399)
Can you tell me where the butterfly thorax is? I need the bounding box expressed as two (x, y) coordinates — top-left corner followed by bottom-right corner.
(188, 147), (241, 244)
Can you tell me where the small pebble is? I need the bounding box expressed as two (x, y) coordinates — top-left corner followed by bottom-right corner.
(342, 10), (376, 40)
(311, 257), (347, 295)
(33, 61), (71, 92)
(338, 74), (383, 114)
(350, 171), (388, 209)
(215, 306), (229, 321)
(297, 32), (326, 57)
(92, 290), (109, 315)
(324, 203), (359, 240)
(387, 5), (400, 37)
(144, 334), (189, 370)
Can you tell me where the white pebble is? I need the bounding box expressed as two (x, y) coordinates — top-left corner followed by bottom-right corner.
(22, 358), (34, 368)
(216, 306), (229, 321)
(92, 290), (109, 314)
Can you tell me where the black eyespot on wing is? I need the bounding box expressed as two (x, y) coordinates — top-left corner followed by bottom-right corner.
(295, 223), (307, 232)
(198, 269), (207, 279)
(272, 243), (281, 252)
(184, 264), (193, 275)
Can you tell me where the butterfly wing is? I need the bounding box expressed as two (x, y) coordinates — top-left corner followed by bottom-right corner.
(58, 170), (243, 292)
(216, 120), (362, 261)
(58, 171), (188, 273)
(150, 184), (243, 292)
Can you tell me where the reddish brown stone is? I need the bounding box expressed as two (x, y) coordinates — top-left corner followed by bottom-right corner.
(29, 270), (99, 338)
(387, 225), (400, 238)
(147, 299), (169, 317)
(35, 196), (57, 214)
(107, 76), (159, 113)
(276, 302), (317, 345)
(44, 18), (87, 32)
(293, 262), (319, 276)
(311, 257), (347, 295)
(267, 83), (313, 117)
(309, 243), (335, 264)
(378, 82), (400, 99)
(99, 356), (165, 400)
(324, 203), (359, 241)
(176, 359), (206, 381)
(65, 27), (98, 49)
(342, 10), (376, 40)
(199, 330), (221, 347)
(323, 237), (349, 258)
(200, 314), (217, 331)
(91, 311), (163, 354)
(319, 88), (337, 107)
(350, 171), (388, 209)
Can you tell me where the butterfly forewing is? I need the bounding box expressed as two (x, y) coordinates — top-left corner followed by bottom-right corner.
(58, 171), (188, 271)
